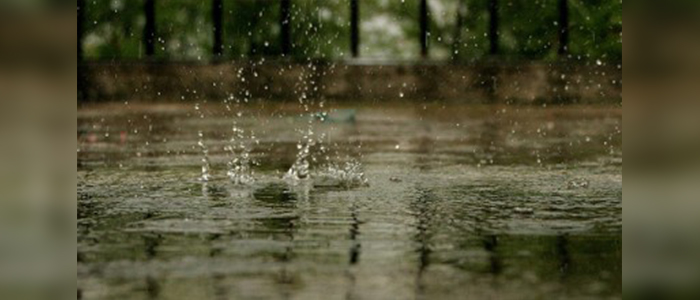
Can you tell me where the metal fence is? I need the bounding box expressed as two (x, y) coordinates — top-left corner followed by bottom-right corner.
(78, 0), (621, 62)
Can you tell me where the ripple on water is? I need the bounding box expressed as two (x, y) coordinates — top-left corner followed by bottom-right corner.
(78, 103), (621, 299)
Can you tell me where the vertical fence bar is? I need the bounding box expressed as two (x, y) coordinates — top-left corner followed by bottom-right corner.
(212, 0), (224, 57)
(143, 0), (156, 57)
(488, 0), (499, 55)
(452, 0), (465, 61)
(78, 0), (85, 62)
(558, 0), (569, 55)
(420, 0), (429, 58)
(280, 0), (292, 56)
(78, 0), (86, 102)
(350, 0), (359, 58)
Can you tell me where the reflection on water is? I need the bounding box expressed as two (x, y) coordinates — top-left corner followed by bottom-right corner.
(78, 103), (621, 299)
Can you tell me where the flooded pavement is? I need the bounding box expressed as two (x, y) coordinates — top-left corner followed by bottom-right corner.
(78, 102), (621, 300)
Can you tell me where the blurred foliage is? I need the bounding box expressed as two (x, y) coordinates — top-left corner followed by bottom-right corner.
(360, 0), (421, 59)
(568, 0), (622, 61)
(224, 0), (280, 57)
(81, 0), (621, 62)
(291, 0), (350, 59)
(82, 0), (144, 59)
(155, 0), (212, 60)
(499, 0), (560, 60)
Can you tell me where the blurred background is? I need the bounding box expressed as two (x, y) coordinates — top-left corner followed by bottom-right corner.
(77, 0), (621, 104)
(79, 0), (621, 62)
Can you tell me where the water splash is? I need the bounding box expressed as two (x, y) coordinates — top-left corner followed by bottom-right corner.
(285, 62), (317, 183)
(225, 126), (256, 185)
(197, 130), (212, 182)
(285, 135), (313, 182)
(194, 102), (213, 182)
(567, 178), (590, 189)
(282, 62), (368, 188)
(224, 85), (257, 185)
(314, 132), (368, 188)
(321, 158), (368, 188)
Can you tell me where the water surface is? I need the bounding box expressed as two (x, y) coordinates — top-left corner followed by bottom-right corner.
(78, 102), (621, 300)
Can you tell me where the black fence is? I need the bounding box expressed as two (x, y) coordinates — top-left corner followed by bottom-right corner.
(78, 0), (621, 62)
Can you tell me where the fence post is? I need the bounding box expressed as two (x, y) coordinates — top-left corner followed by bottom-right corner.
(452, 0), (465, 61)
(558, 0), (569, 55)
(488, 0), (499, 55)
(280, 0), (291, 56)
(78, 0), (85, 62)
(143, 0), (156, 57)
(420, 0), (429, 58)
(212, 0), (224, 57)
(350, 0), (359, 58)
(78, 0), (86, 102)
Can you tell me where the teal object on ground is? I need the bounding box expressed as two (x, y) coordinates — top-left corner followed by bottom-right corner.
(313, 109), (356, 123)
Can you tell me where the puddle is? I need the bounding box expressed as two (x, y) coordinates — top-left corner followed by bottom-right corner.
(78, 102), (621, 299)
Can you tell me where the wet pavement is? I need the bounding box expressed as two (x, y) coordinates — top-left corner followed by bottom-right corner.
(78, 102), (621, 300)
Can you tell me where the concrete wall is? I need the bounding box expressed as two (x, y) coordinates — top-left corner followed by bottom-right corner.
(79, 61), (621, 104)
